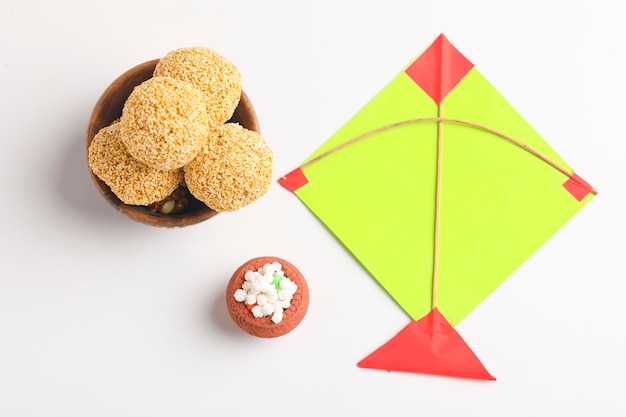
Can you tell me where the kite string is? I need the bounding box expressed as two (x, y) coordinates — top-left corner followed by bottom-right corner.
(299, 117), (582, 184)
(298, 115), (598, 309)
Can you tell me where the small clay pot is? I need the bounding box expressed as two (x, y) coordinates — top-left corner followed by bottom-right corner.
(85, 59), (260, 227)
(226, 257), (309, 338)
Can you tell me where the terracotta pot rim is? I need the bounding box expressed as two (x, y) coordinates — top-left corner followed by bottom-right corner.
(226, 256), (309, 338)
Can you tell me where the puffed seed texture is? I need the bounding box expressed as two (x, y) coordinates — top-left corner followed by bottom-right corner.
(119, 76), (210, 170)
(154, 46), (242, 125)
(184, 123), (273, 212)
(88, 122), (183, 206)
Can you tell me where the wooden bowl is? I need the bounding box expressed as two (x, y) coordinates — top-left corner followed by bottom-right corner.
(86, 59), (260, 227)
(226, 257), (310, 338)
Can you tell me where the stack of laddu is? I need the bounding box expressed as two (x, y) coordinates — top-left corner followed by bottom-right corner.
(88, 47), (273, 213)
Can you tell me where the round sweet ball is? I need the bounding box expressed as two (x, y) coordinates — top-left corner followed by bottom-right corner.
(184, 123), (273, 212)
(119, 76), (209, 171)
(88, 122), (183, 206)
(154, 46), (242, 125)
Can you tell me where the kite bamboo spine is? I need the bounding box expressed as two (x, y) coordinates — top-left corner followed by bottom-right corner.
(432, 107), (444, 309)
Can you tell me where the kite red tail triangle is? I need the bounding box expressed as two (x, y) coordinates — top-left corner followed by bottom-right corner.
(357, 308), (496, 380)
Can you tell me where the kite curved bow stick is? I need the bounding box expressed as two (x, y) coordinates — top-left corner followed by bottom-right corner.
(279, 34), (596, 380)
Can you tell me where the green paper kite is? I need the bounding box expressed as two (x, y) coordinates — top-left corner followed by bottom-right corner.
(280, 34), (596, 380)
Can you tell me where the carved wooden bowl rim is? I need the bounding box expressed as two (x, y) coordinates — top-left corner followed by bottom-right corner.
(85, 59), (260, 228)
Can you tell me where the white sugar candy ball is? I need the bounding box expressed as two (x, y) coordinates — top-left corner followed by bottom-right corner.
(234, 289), (246, 302)
(245, 294), (257, 305)
(251, 305), (264, 318)
(257, 294), (268, 305)
(262, 303), (274, 316)
(271, 310), (283, 324)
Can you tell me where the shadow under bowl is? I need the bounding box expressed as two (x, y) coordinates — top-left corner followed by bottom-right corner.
(86, 59), (260, 228)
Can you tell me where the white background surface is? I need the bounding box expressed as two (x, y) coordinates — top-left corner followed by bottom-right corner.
(1, 0), (624, 415)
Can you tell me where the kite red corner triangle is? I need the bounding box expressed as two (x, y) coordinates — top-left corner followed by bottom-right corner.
(357, 308), (496, 381)
(279, 167), (309, 192)
(405, 34), (474, 103)
(563, 173), (596, 201)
